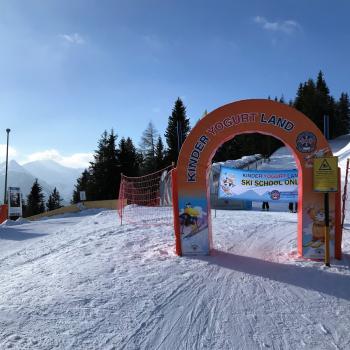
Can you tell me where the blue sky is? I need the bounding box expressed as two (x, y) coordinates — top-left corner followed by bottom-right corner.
(0, 0), (349, 168)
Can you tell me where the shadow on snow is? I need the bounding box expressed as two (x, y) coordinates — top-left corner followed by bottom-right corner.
(0, 228), (48, 241)
(192, 249), (350, 301)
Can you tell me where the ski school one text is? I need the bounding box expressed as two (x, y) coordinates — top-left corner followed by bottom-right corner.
(241, 179), (298, 186)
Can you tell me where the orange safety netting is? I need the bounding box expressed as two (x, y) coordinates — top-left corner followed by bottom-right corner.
(117, 165), (174, 225)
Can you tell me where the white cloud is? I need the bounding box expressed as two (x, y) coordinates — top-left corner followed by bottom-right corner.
(254, 16), (301, 34)
(59, 33), (85, 45)
(0, 144), (17, 162)
(24, 149), (93, 169)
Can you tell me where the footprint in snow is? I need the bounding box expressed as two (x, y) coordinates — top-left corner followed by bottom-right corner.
(318, 323), (329, 335)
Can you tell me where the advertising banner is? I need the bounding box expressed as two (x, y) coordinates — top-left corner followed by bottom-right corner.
(8, 187), (22, 217)
(179, 196), (209, 255)
(218, 167), (298, 202)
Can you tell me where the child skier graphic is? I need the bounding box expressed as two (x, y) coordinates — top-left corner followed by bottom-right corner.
(179, 203), (200, 236)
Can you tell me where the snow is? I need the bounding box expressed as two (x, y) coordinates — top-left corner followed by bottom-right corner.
(258, 146), (297, 170)
(1, 137), (350, 349)
(211, 154), (262, 175)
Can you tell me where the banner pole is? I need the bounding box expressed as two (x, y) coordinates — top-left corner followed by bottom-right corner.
(120, 174), (124, 226)
(324, 192), (330, 267)
(215, 167), (220, 218)
(171, 168), (182, 256)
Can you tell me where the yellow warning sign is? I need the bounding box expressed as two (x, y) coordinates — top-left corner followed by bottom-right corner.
(313, 157), (338, 192)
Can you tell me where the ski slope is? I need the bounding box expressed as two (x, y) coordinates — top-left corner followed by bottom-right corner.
(1, 137), (350, 349)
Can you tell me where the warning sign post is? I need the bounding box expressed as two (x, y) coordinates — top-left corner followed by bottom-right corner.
(313, 156), (339, 267)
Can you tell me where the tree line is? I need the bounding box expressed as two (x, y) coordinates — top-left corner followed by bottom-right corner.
(21, 98), (190, 216)
(23, 181), (62, 217)
(71, 97), (190, 203)
(22, 71), (350, 214)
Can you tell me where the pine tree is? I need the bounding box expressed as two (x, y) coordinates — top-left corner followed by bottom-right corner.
(89, 130), (121, 200)
(88, 130), (110, 200)
(334, 93), (350, 136)
(72, 169), (90, 203)
(294, 79), (319, 127)
(46, 187), (62, 211)
(294, 83), (304, 111)
(119, 137), (139, 176)
(25, 179), (45, 217)
(293, 71), (341, 138)
(316, 71), (332, 135)
(212, 138), (242, 162)
(72, 130), (121, 202)
(139, 122), (159, 174)
(164, 98), (190, 164)
(155, 136), (166, 170)
(339, 93), (350, 133)
(21, 197), (27, 217)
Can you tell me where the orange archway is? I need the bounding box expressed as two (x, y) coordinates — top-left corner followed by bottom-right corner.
(172, 99), (342, 260)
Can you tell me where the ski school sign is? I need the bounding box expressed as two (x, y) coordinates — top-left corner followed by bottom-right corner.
(219, 167), (298, 202)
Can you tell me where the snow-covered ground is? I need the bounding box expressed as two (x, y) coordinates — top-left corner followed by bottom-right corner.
(1, 137), (350, 349)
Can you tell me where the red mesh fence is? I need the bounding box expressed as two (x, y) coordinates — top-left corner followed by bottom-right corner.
(117, 165), (174, 225)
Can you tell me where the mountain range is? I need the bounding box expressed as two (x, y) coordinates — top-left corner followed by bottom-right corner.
(0, 160), (83, 204)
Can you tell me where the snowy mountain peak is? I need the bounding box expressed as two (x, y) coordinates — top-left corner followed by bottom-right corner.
(0, 160), (31, 175)
(22, 160), (83, 202)
(23, 159), (83, 176)
(0, 159), (81, 203)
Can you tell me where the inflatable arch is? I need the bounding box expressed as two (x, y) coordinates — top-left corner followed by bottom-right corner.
(172, 99), (342, 260)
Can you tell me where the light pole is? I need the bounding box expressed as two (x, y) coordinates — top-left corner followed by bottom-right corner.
(4, 128), (10, 204)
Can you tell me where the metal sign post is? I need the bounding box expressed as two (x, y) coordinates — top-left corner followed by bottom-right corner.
(4, 128), (11, 204)
(313, 157), (338, 267)
(79, 191), (86, 210)
(323, 115), (330, 140)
